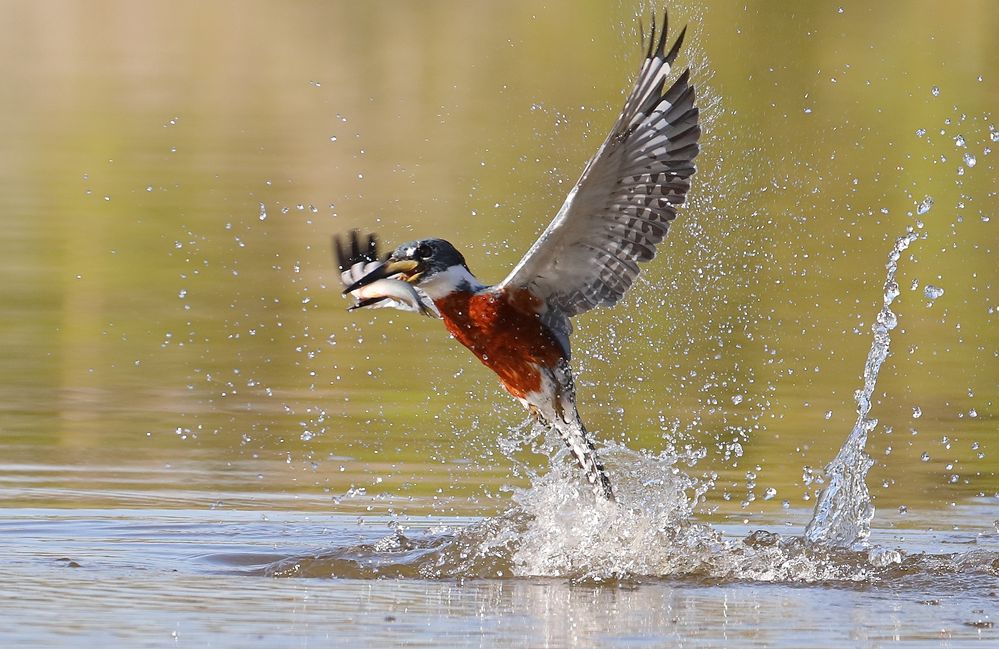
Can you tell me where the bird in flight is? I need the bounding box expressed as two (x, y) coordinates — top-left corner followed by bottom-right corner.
(334, 13), (699, 501)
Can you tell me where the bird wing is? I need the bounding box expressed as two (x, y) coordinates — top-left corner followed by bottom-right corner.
(498, 13), (699, 345)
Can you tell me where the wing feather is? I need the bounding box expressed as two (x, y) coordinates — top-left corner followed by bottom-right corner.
(498, 11), (700, 347)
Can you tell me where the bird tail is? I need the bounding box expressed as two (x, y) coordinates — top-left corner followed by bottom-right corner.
(530, 361), (616, 501)
(552, 415), (616, 501)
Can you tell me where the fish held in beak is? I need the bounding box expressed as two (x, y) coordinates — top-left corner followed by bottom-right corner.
(334, 231), (436, 316)
(341, 258), (421, 295)
(346, 277), (439, 318)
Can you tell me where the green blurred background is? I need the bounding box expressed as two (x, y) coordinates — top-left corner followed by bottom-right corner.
(0, 0), (995, 521)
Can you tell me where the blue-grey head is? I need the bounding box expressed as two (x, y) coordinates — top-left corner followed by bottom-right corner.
(342, 237), (478, 298)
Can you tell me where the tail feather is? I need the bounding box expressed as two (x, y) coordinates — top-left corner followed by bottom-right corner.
(552, 418), (616, 501)
(528, 359), (616, 501)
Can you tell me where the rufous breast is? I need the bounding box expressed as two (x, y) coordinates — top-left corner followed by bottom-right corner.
(433, 288), (563, 399)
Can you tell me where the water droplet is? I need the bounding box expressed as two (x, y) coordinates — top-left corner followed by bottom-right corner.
(915, 128), (926, 137)
(930, 86), (940, 96)
(824, 410), (833, 420)
(898, 505), (908, 514)
(923, 284), (944, 300)
(178, 289), (187, 299)
(731, 394), (744, 405)
(963, 152), (977, 167)
(920, 452), (930, 462)
(329, 135), (338, 142)
(912, 406), (922, 419)
(916, 196), (934, 215)
(763, 487), (777, 500)
(954, 134), (967, 147)
(885, 280), (900, 303)
(878, 309), (898, 329)
(990, 125), (999, 142)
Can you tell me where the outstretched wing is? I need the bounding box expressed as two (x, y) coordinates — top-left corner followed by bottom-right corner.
(498, 12), (699, 343)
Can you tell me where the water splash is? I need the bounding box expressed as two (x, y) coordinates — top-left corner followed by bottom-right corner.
(261, 445), (719, 580)
(923, 284), (944, 300)
(804, 229), (920, 547)
(502, 446), (710, 579)
(257, 444), (950, 583)
(255, 448), (999, 583)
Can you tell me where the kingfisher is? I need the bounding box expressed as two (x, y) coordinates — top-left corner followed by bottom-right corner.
(334, 13), (699, 501)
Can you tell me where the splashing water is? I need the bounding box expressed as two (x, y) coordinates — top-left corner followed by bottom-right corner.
(260, 445), (900, 582)
(256, 440), (998, 583)
(804, 228), (920, 547)
(923, 284), (944, 300)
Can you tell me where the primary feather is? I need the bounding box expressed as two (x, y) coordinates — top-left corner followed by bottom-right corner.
(499, 15), (699, 350)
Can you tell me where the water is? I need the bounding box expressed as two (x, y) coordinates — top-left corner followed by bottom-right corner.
(4, 503), (999, 648)
(805, 229), (919, 547)
(3, 509), (995, 649)
(1, 1), (997, 647)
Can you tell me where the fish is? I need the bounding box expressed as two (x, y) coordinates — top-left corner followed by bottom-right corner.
(346, 273), (440, 317)
(334, 231), (440, 317)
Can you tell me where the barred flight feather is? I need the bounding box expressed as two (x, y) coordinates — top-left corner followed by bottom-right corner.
(499, 11), (699, 358)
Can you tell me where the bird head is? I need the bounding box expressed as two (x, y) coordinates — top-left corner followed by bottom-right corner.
(342, 238), (473, 297)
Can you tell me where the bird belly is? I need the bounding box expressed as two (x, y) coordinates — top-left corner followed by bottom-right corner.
(434, 290), (564, 399)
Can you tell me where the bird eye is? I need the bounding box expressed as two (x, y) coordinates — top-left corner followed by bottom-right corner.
(415, 243), (433, 259)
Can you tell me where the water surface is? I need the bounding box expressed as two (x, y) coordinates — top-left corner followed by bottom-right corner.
(0, 1), (997, 647)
